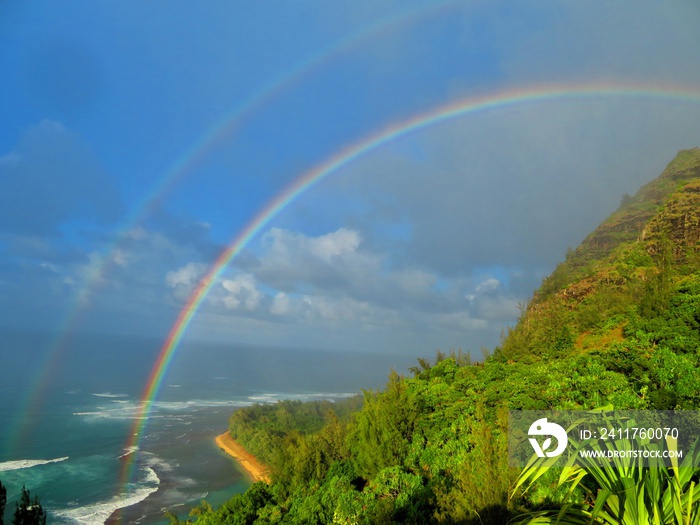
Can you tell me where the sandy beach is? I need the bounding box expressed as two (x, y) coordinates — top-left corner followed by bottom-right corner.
(215, 433), (271, 483)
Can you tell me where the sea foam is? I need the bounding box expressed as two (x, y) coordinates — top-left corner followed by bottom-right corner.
(52, 466), (159, 525)
(247, 391), (357, 403)
(74, 398), (251, 422)
(91, 393), (129, 399)
(0, 456), (69, 472)
(117, 446), (139, 460)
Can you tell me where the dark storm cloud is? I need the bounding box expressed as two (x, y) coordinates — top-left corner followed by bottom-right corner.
(313, 99), (700, 282)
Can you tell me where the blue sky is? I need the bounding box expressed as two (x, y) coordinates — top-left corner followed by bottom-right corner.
(2, 1), (700, 356)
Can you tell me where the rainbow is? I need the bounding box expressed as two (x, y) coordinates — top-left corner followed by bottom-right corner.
(59, 0), (461, 326)
(2, 251), (132, 458)
(120, 81), (700, 489)
(2, 1), (462, 462)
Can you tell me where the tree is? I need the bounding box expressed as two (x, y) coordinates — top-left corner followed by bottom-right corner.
(619, 192), (633, 209)
(12, 486), (46, 525)
(347, 371), (418, 478)
(0, 480), (6, 525)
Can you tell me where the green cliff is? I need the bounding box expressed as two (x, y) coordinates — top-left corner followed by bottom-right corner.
(501, 147), (700, 363)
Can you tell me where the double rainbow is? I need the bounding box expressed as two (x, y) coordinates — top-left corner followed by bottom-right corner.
(2, 0), (461, 460)
(121, 81), (700, 490)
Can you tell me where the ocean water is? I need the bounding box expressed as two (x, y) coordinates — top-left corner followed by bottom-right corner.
(0, 331), (416, 525)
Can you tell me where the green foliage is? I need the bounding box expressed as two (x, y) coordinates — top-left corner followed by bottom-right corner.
(228, 396), (362, 473)
(335, 466), (432, 525)
(431, 407), (514, 523)
(12, 487), (46, 525)
(635, 276), (700, 354)
(408, 349), (470, 376)
(512, 419), (700, 524)
(347, 371), (419, 479)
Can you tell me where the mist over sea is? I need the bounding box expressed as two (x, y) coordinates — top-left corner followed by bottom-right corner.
(0, 331), (416, 525)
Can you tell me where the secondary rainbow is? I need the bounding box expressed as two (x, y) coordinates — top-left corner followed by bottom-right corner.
(121, 81), (700, 488)
(3, 2), (465, 463)
(52, 0), (460, 338)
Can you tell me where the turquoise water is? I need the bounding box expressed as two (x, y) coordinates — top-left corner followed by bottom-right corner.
(0, 331), (414, 524)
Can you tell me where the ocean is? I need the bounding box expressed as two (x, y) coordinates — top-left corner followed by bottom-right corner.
(0, 331), (416, 525)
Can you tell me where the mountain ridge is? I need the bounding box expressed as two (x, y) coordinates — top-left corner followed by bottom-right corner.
(500, 147), (700, 362)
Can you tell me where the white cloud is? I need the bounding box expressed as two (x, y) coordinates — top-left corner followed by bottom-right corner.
(263, 227), (366, 265)
(300, 294), (372, 322)
(261, 228), (433, 301)
(169, 224), (525, 354)
(5, 209), (542, 355)
(166, 262), (207, 289)
(476, 277), (501, 294)
(271, 291), (291, 315)
(309, 228), (361, 261)
(39, 261), (59, 273)
(111, 249), (129, 267)
(257, 227), (378, 293)
(78, 252), (109, 288)
(220, 274), (262, 311)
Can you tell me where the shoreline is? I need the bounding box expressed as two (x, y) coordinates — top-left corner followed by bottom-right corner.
(215, 432), (271, 483)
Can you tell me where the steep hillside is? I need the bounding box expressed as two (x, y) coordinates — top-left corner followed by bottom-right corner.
(500, 147), (700, 362)
(552, 147), (700, 273)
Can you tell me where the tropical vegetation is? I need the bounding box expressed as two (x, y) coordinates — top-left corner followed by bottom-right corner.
(513, 414), (700, 524)
(169, 148), (700, 524)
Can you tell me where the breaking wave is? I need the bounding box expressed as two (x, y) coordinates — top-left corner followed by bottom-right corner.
(53, 466), (159, 525)
(0, 456), (69, 472)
